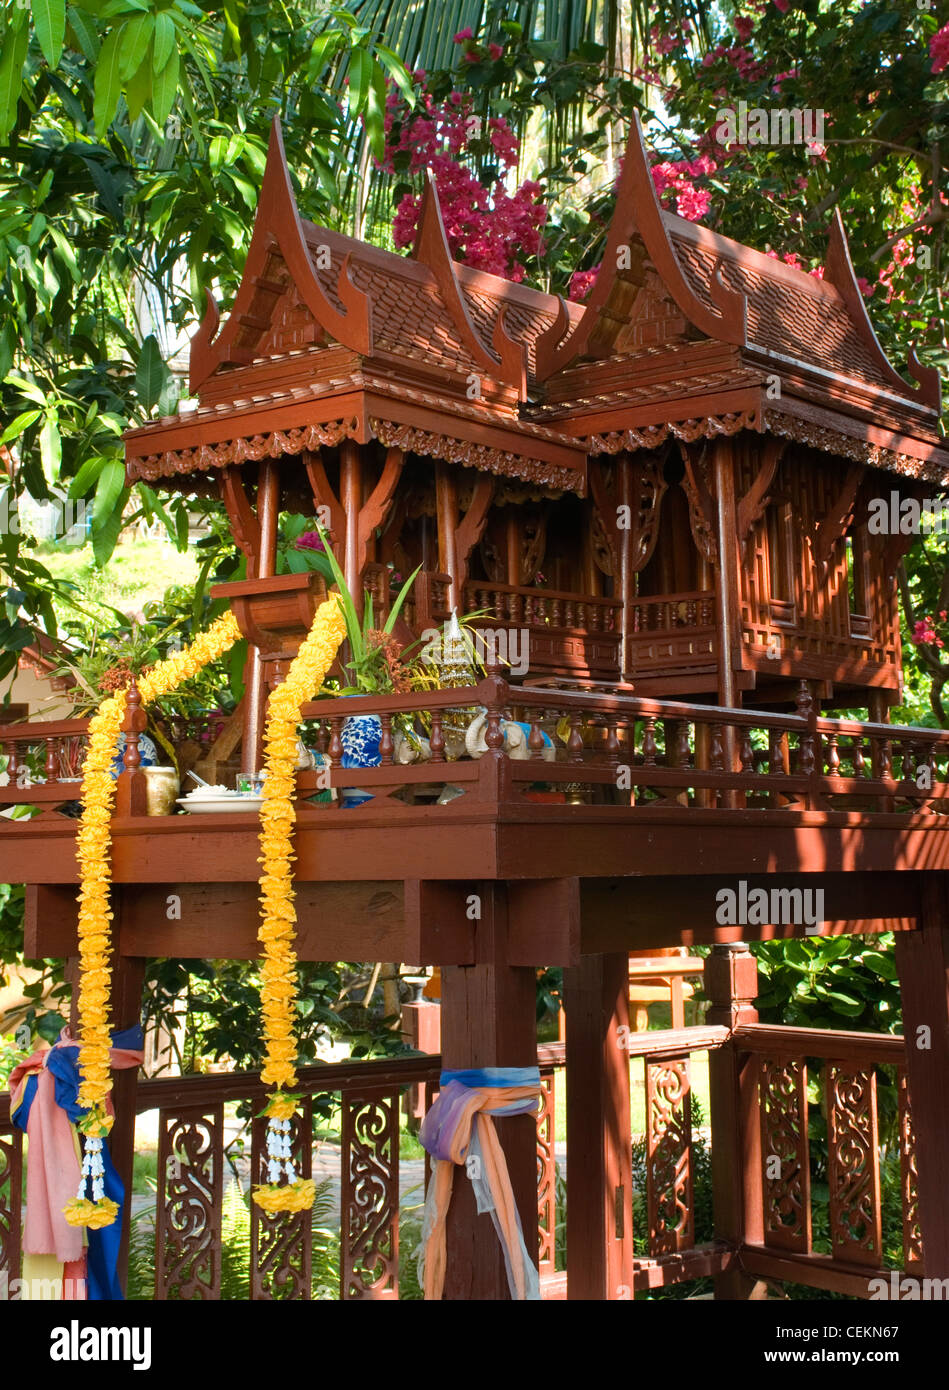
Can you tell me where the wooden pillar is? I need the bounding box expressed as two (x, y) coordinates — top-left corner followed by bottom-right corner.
(563, 951), (634, 1300)
(435, 462), (460, 610)
(712, 438), (741, 711)
(241, 459), (280, 774)
(706, 943), (767, 1298)
(339, 439), (363, 602)
(106, 947), (146, 1291)
(439, 884), (537, 1300)
(617, 455), (636, 681)
(894, 877), (949, 1279)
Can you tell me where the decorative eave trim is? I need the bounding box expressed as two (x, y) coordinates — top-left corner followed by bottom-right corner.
(534, 112), (747, 381)
(585, 408), (759, 456)
(370, 418), (585, 494)
(763, 408), (949, 486)
(824, 209), (941, 412)
(412, 173), (528, 400)
(189, 118), (372, 394)
(126, 419), (360, 483)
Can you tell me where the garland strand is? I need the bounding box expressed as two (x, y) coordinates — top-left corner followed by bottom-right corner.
(252, 594), (346, 1215)
(64, 611), (242, 1229)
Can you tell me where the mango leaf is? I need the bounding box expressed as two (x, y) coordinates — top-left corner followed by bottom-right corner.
(66, 5), (99, 62)
(150, 41), (179, 125)
(119, 11), (154, 78)
(0, 22), (30, 141)
(152, 11), (175, 72)
(39, 413), (62, 484)
(32, 0), (66, 67)
(374, 44), (415, 107)
(93, 24), (125, 134)
(92, 456), (126, 530)
(306, 29), (342, 83)
(135, 333), (165, 410)
(67, 453), (107, 498)
(0, 409), (41, 444)
(92, 480), (130, 567)
(364, 61), (387, 163)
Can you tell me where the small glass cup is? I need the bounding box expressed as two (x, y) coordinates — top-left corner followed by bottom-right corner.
(237, 772), (255, 796)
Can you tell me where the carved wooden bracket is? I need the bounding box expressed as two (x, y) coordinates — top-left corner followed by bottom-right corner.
(589, 453), (668, 575)
(680, 443), (719, 567)
(455, 473), (495, 587)
(737, 438), (785, 545)
(812, 462), (865, 580)
(219, 467), (262, 567)
(304, 446), (404, 584)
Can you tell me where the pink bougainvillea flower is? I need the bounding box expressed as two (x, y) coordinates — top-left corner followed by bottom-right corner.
(675, 183), (711, 221)
(735, 14), (754, 40)
(931, 23), (949, 73)
(488, 42), (504, 59)
(773, 0), (789, 10)
(453, 27), (473, 42)
(569, 265), (601, 302)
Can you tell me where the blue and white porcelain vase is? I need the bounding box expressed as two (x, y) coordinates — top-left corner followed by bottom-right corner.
(340, 713), (383, 808)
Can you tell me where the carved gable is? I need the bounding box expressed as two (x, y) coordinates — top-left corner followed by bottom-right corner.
(614, 269), (688, 352)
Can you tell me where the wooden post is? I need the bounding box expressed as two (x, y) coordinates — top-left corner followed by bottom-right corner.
(242, 459), (281, 773)
(439, 884), (537, 1300)
(114, 680), (148, 817)
(104, 923), (146, 1292)
(435, 461), (460, 611)
(894, 877), (949, 1279)
(339, 438), (363, 603)
(563, 952), (634, 1300)
(712, 438), (741, 711)
(705, 942), (767, 1299)
(617, 455), (636, 681)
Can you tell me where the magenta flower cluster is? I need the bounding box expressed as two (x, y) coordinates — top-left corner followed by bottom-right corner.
(912, 613), (948, 649)
(932, 23), (949, 74)
(383, 75), (547, 281)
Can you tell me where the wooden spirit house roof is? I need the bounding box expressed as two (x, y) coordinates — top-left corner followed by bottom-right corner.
(124, 115), (949, 493)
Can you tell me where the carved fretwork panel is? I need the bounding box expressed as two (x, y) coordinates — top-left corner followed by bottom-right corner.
(645, 1057), (693, 1255)
(612, 269), (689, 353)
(250, 1098), (313, 1300)
(898, 1069), (923, 1267)
(589, 453), (668, 575)
(256, 282), (322, 356)
(679, 445), (719, 567)
(0, 1125), (22, 1291)
(155, 1105), (224, 1300)
(479, 507), (547, 586)
(341, 1088), (399, 1300)
(825, 1064), (882, 1267)
(759, 1057), (811, 1252)
(536, 1072), (556, 1272)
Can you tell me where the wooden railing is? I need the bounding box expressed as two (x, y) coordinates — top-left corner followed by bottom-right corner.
(631, 590), (716, 633)
(463, 580), (622, 635)
(734, 1022), (920, 1297)
(1, 680), (949, 820)
(294, 676), (949, 816)
(0, 1011), (920, 1300)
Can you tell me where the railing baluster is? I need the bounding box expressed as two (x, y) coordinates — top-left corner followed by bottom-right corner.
(605, 717), (621, 765)
(328, 719), (343, 767)
(676, 720), (692, 769)
(826, 733), (840, 778)
(528, 719), (545, 758)
(379, 714), (394, 766)
(429, 712), (445, 762)
(710, 723), (724, 772)
(567, 713), (584, 764)
(642, 716), (658, 767)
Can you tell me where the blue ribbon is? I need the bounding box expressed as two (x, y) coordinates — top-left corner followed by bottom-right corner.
(12, 1024), (143, 1301)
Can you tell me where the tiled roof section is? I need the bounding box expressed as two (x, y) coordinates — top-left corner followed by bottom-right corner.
(301, 228), (485, 379)
(665, 216), (894, 391)
(299, 222), (571, 382)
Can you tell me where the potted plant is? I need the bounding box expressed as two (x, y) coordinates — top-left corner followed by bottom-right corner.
(315, 526), (421, 807)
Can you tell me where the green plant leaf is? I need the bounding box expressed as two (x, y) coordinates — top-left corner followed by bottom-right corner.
(39, 413), (61, 484)
(119, 11), (153, 77)
(152, 10), (175, 72)
(135, 334), (165, 411)
(150, 40), (179, 125)
(92, 456), (126, 530)
(0, 409), (41, 444)
(347, 47), (372, 115)
(32, 0), (66, 67)
(93, 23), (126, 134)
(0, 22), (30, 140)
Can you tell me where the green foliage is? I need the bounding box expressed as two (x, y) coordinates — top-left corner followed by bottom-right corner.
(753, 935), (901, 1034)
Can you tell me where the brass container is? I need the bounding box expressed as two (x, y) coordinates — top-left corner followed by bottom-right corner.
(143, 765), (180, 816)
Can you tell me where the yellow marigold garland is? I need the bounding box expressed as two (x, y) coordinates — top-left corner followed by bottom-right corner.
(252, 594), (346, 1215)
(66, 611), (242, 1230)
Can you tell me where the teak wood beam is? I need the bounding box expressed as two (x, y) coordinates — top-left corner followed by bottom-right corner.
(218, 467), (262, 570)
(812, 461), (865, 580)
(305, 443), (404, 604)
(894, 877), (949, 1280)
(563, 951), (634, 1299)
